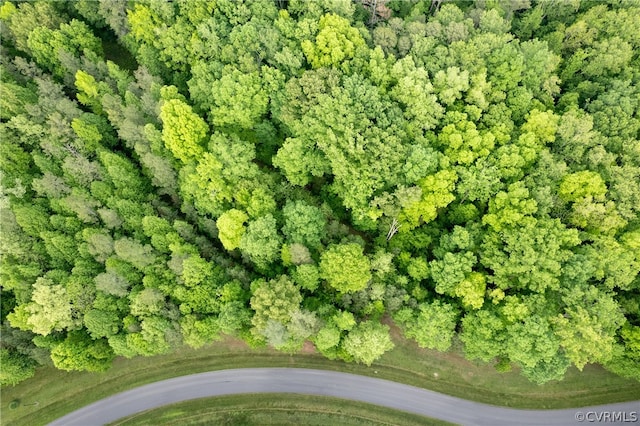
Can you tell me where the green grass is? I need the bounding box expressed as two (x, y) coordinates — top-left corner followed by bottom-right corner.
(108, 393), (452, 426)
(2, 326), (639, 426)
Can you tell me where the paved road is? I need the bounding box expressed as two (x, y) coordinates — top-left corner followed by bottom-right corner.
(48, 368), (639, 426)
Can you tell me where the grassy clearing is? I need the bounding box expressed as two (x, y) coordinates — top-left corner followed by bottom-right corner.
(2, 328), (639, 426)
(108, 393), (452, 426)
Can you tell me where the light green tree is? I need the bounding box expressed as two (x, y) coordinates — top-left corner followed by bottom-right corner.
(240, 214), (282, 268)
(159, 98), (208, 164)
(217, 209), (248, 251)
(320, 243), (371, 293)
(396, 301), (458, 351)
(342, 321), (394, 366)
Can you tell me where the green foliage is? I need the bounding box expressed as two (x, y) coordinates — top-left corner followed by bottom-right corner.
(559, 170), (607, 202)
(94, 271), (130, 297)
(1, 0), (639, 386)
(302, 13), (366, 71)
(1, 1), (65, 53)
(240, 214), (283, 268)
(114, 238), (157, 271)
(250, 275), (303, 342)
(460, 308), (505, 363)
(27, 19), (103, 78)
(553, 285), (626, 370)
(9, 278), (76, 336)
(320, 243), (371, 293)
(99, 151), (150, 201)
(604, 325), (640, 381)
(293, 264), (320, 291)
(217, 209), (248, 251)
(314, 324), (342, 353)
(159, 98), (208, 164)
(400, 170), (457, 229)
(342, 321), (394, 366)
(396, 301), (458, 351)
(50, 332), (115, 372)
(180, 315), (221, 349)
(481, 218), (581, 293)
(0, 349), (36, 386)
(209, 68), (268, 129)
(282, 200), (326, 248)
(84, 309), (120, 339)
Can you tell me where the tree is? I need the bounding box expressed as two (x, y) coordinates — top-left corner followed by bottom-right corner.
(217, 209), (248, 251)
(0, 348), (36, 386)
(430, 251), (477, 297)
(604, 324), (640, 381)
(2, 1), (65, 53)
(99, 151), (150, 201)
(159, 98), (208, 164)
(250, 275), (302, 339)
(399, 170), (457, 230)
(284, 243), (313, 266)
(396, 301), (458, 351)
(558, 170), (607, 202)
(436, 119), (494, 166)
(314, 324), (342, 353)
(94, 270), (130, 298)
(389, 56), (444, 137)
(180, 254), (216, 288)
(50, 332), (114, 372)
(27, 19), (103, 78)
(301, 13), (366, 71)
(460, 308), (506, 363)
(553, 284), (626, 370)
(129, 288), (166, 318)
(12, 203), (51, 237)
(504, 312), (561, 375)
(272, 137), (330, 186)
(286, 309), (321, 345)
(292, 264), (320, 291)
(342, 321), (394, 366)
(481, 218), (581, 293)
(11, 277), (77, 336)
(208, 68), (268, 129)
(320, 243), (371, 293)
(2, 0), (639, 387)
(124, 316), (177, 356)
(240, 214), (282, 268)
(282, 200), (326, 248)
(180, 315), (220, 349)
(217, 300), (252, 336)
(113, 238), (157, 271)
(0, 81), (38, 120)
(84, 309), (120, 339)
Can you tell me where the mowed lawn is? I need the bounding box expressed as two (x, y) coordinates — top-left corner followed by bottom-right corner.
(3, 328), (640, 426)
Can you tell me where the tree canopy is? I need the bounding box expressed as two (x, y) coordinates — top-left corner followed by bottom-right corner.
(1, 0), (638, 386)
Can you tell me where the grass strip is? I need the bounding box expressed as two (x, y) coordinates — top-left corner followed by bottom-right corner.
(2, 333), (639, 426)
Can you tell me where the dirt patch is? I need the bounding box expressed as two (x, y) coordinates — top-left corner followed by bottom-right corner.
(300, 340), (317, 354)
(219, 335), (252, 351)
(381, 315), (405, 341)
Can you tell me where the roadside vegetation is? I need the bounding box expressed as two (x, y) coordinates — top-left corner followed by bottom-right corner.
(3, 334), (639, 426)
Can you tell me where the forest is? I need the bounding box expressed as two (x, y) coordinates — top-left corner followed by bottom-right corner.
(0, 0), (639, 387)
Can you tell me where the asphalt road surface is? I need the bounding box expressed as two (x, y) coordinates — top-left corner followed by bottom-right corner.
(48, 368), (639, 426)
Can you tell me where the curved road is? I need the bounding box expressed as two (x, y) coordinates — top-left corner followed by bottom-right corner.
(48, 368), (639, 426)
